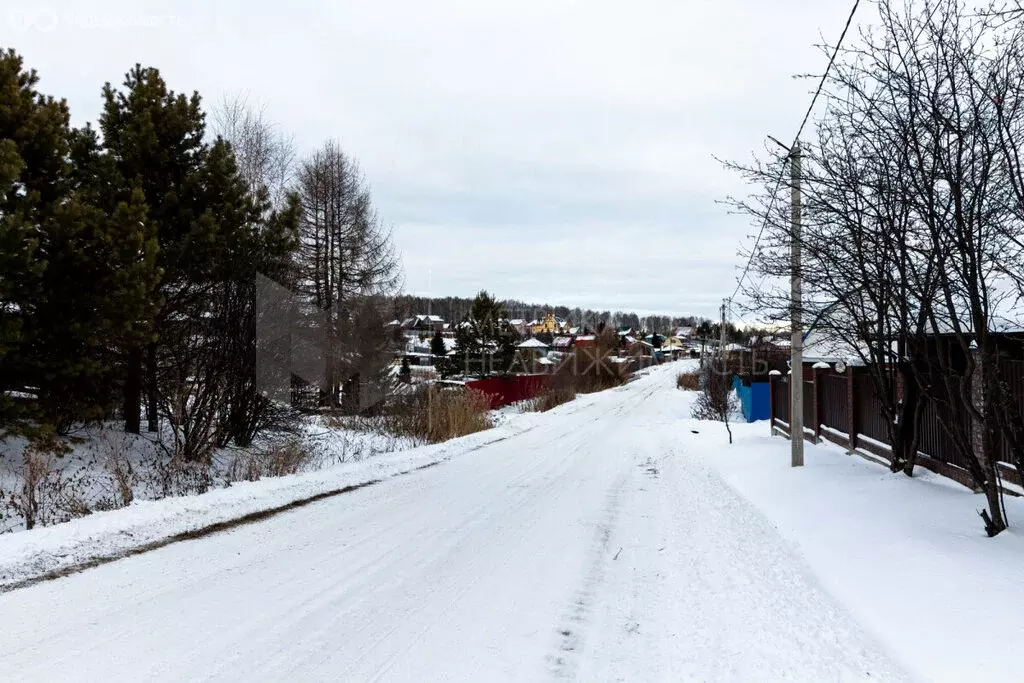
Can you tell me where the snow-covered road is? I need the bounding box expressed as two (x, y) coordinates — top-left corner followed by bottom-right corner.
(0, 364), (909, 682)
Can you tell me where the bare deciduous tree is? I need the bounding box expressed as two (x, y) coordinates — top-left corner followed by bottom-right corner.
(211, 94), (296, 210)
(727, 0), (1024, 535)
(692, 359), (737, 444)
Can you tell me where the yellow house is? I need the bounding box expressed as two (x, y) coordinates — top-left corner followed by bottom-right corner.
(530, 313), (562, 335)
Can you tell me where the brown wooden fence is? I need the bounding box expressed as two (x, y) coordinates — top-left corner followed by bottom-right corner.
(769, 365), (1022, 491)
(998, 361), (1024, 465)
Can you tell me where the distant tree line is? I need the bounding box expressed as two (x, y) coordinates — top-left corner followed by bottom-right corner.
(0, 50), (400, 461)
(391, 294), (708, 335)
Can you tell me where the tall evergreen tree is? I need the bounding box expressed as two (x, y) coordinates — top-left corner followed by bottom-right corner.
(101, 65), (301, 451)
(1, 51), (159, 434)
(447, 291), (518, 377)
(430, 330), (446, 358)
(0, 50), (66, 431)
(100, 65), (209, 433)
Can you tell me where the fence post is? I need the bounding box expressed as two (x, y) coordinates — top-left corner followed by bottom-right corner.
(769, 372), (776, 436)
(847, 368), (858, 453)
(812, 366), (823, 442)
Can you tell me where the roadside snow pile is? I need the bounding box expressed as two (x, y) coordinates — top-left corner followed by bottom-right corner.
(674, 387), (1024, 683)
(0, 417), (534, 592)
(0, 421), (420, 535)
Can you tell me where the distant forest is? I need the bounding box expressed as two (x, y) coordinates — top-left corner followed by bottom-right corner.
(391, 294), (705, 335)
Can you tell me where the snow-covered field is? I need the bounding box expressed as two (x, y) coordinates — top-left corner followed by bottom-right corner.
(0, 360), (1021, 681)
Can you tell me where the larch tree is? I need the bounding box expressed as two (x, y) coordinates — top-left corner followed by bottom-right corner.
(294, 140), (401, 411)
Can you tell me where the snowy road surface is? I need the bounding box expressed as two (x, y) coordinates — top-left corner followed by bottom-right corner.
(0, 364), (908, 682)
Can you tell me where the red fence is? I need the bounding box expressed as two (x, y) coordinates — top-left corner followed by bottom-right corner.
(464, 374), (549, 408)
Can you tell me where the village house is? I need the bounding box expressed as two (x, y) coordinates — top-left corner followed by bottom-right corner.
(530, 313), (570, 335)
(396, 314), (446, 338)
(552, 335), (574, 351)
(509, 319), (531, 336)
(516, 337), (550, 358)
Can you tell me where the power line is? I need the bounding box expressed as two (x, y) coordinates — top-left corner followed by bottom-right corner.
(727, 0), (861, 310)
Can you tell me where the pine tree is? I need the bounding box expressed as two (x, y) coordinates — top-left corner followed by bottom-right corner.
(430, 330), (446, 359)
(100, 65), (212, 433)
(0, 54), (63, 428)
(19, 123), (159, 431)
(0, 50), (67, 431)
(449, 291), (518, 377)
(0, 52), (162, 434)
(101, 65), (301, 449)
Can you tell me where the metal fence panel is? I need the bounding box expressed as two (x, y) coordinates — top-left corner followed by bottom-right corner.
(820, 374), (848, 432)
(855, 373), (889, 444)
(773, 378), (790, 423)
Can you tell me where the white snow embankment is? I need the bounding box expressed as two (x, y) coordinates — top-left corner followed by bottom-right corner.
(694, 418), (1024, 683)
(0, 417), (538, 592)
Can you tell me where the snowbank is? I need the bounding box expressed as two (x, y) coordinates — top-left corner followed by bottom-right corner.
(0, 416), (538, 592)
(685, 411), (1024, 682)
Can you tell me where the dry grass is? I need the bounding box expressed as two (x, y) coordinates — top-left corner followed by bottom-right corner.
(261, 439), (313, 478)
(676, 370), (701, 391)
(528, 386), (578, 412)
(5, 435), (82, 530)
(226, 438), (316, 482)
(352, 386), (493, 444)
(9, 448), (56, 530)
(424, 387), (492, 442)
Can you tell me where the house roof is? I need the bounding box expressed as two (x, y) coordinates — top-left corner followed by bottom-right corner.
(552, 336), (573, 348)
(518, 338), (549, 349)
(802, 329), (866, 365)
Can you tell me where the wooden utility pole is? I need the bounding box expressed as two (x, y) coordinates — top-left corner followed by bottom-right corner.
(790, 141), (804, 467)
(719, 301), (728, 359)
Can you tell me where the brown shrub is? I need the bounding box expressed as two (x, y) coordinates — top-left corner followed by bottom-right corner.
(6, 434), (80, 529)
(541, 329), (630, 402)
(9, 447), (56, 530)
(676, 370), (700, 391)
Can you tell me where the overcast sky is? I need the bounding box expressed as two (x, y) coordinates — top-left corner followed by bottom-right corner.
(6, 0), (858, 319)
